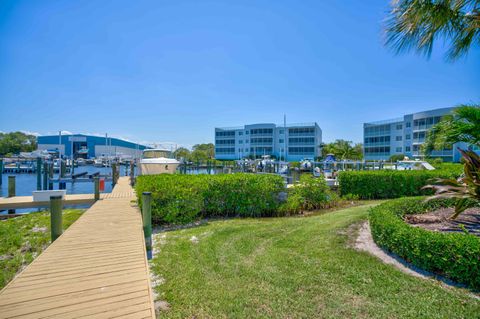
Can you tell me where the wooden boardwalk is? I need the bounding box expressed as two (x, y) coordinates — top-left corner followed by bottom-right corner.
(0, 177), (155, 319)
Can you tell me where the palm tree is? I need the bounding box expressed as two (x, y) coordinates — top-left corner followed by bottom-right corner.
(385, 0), (480, 60)
(423, 104), (480, 154)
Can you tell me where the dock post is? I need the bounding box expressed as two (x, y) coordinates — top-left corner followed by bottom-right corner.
(8, 175), (16, 214)
(142, 192), (152, 259)
(43, 162), (48, 190)
(94, 176), (100, 201)
(0, 158), (3, 186)
(59, 160), (66, 190)
(111, 163), (117, 186)
(49, 195), (63, 241)
(129, 161), (134, 186)
(8, 175), (16, 197)
(48, 163), (54, 190)
(36, 157), (42, 190)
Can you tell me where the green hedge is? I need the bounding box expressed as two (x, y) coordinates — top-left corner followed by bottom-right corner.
(281, 175), (338, 214)
(369, 197), (480, 290)
(338, 169), (462, 199)
(135, 173), (285, 224)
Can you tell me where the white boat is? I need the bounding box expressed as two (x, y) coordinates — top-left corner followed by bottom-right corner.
(139, 149), (180, 175)
(93, 158), (104, 167)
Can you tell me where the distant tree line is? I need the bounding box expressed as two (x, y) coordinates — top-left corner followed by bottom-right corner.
(173, 143), (215, 162)
(321, 140), (363, 161)
(0, 131), (37, 156)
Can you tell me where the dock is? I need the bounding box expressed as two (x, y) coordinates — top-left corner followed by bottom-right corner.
(0, 177), (156, 318)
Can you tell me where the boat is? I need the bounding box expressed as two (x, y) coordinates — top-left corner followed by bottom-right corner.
(93, 158), (104, 167)
(139, 149), (180, 175)
(300, 158), (314, 170)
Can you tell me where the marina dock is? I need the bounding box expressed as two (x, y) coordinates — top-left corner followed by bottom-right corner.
(0, 177), (155, 318)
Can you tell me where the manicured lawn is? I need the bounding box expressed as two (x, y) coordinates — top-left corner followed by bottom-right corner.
(150, 203), (480, 318)
(0, 209), (84, 289)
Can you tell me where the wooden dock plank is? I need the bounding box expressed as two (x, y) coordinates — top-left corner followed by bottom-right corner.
(0, 177), (155, 319)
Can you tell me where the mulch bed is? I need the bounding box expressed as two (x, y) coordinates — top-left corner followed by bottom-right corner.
(405, 207), (480, 236)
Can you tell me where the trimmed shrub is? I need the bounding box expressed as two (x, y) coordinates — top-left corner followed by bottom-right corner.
(369, 197), (480, 290)
(338, 169), (462, 199)
(281, 175), (338, 214)
(135, 173), (285, 224)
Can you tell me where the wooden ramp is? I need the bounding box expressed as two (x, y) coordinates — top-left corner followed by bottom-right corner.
(0, 177), (155, 319)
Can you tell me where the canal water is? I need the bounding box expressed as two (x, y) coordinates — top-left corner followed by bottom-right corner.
(0, 165), (131, 214)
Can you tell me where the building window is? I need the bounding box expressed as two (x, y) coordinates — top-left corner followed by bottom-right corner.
(396, 124), (403, 130)
(279, 129), (284, 134)
(239, 140), (243, 144)
(396, 147), (402, 153)
(246, 131), (249, 135)
(279, 139), (284, 143)
(288, 147), (314, 154)
(239, 132), (243, 136)
(405, 134), (410, 140)
(405, 146), (411, 152)
(396, 136), (402, 141)
(215, 131), (235, 137)
(215, 139), (235, 145)
(406, 122), (411, 128)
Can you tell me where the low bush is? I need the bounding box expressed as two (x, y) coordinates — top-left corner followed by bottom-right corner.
(338, 169), (462, 199)
(281, 175), (338, 214)
(135, 173), (285, 224)
(369, 197), (480, 290)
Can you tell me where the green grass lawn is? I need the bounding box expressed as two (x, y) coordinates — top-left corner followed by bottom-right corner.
(0, 209), (84, 289)
(150, 203), (480, 319)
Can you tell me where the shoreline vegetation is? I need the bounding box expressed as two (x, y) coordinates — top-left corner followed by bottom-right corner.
(0, 209), (84, 289)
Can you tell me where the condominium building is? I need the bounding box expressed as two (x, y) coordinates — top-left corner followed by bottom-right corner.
(214, 123), (322, 161)
(363, 107), (479, 162)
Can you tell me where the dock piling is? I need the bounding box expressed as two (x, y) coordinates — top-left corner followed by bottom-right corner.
(60, 160), (66, 189)
(49, 195), (63, 241)
(43, 162), (48, 190)
(36, 157), (42, 190)
(8, 175), (16, 214)
(142, 192), (152, 259)
(48, 163), (54, 190)
(0, 158), (3, 186)
(130, 161), (135, 186)
(8, 176), (16, 197)
(94, 176), (100, 201)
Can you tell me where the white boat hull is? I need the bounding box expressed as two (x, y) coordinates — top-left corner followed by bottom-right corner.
(139, 162), (179, 175)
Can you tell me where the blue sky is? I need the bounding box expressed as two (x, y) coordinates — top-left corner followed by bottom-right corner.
(0, 0), (478, 148)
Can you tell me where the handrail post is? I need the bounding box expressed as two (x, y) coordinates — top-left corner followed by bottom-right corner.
(142, 192), (152, 259)
(50, 195), (63, 241)
(94, 176), (100, 201)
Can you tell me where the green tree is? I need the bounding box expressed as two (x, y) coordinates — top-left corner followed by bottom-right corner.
(423, 104), (480, 154)
(385, 0), (480, 60)
(173, 147), (191, 160)
(190, 143), (215, 162)
(0, 131), (37, 156)
(422, 105), (480, 219)
(322, 140), (363, 160)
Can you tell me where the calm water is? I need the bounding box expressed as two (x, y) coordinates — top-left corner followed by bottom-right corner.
(0, 165), (130, 214)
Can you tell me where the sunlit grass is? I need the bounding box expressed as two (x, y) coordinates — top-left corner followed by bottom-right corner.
(150, 203), (479, 318)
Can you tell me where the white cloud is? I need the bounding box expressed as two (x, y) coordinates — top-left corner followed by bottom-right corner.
(20, 130), (41, 136)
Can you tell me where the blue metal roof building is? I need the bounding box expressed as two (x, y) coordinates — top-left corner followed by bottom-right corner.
(37, 134), (149, 159)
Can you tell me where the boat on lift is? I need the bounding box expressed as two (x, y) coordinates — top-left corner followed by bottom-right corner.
(139, 149), (180, 175)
